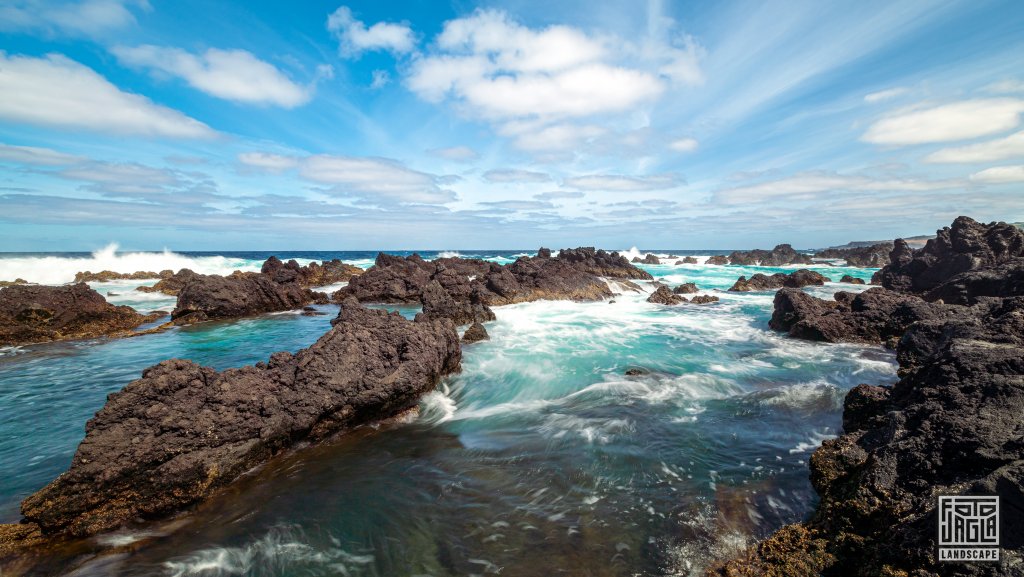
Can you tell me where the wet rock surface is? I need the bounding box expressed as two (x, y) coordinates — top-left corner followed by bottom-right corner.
(260, 256), (363, 288)
(461, 321), (489, 343)
(647, 285), (687, 305)
(14, 300), (462, 540)
(135, 268), (200, 296)
(170, 271), (317, 322)
(673, 282), (699, 294)
(74, 270), (173, 283)
(813, 242), (893, 267)
(838, 274), (865, 284)
(728, 244), (813, 266)
(706, 255), (729, 265)
(0, 283), (162, 346)
(728, 269), (828, 292)
(716, 216), (1024, 576)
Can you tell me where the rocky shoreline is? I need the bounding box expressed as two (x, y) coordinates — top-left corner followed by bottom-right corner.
(710, 216), (1024, 576)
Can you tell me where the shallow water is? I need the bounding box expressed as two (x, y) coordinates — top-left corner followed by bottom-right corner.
(0, 250), (888, 576)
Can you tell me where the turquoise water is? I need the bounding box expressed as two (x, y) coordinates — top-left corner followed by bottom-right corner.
(0, 251), (886, 576)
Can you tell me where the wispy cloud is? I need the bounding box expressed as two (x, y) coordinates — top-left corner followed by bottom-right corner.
(0, 0), (148, 38)
(926, 130), (1024, 164)
(327, 6), (415, 58)
(862, 98), (1024, 145)
(482, 168), (551, 183)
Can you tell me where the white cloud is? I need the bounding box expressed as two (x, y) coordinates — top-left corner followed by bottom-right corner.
(299, 155), (454, 204)
(969, 165), (1024, 184)
(564, 173), (683, 192)
(0, 52), (216, 138)
(864, 87), (908, 103)
(715, 172), (963, 205)
(669, 137), (698, 153)
(327, 6), (415, 57)
(406, 10), (672, 124)
(238, 152), (300, 172)
(370, 69), (390, 89)
(0, 0), (147, 38)
(534, 190), (584, 201)
(482, 169), (551, 183)
(862, 98), (1024, 145)
(113, 45), (325, 108)
(0, 143), (83, 166)
(428, 146), (478, 162)
(925, 130), (1024, 164)
(499, 121), (606, 152)
(983, 79), (1024, 94)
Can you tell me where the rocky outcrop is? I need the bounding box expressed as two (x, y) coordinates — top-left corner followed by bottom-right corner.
(813, 242), (892, 267)
(768, 287), (951, 346)
(728, 270), (828, 292)
(673, 283), (699, 294)
(462, 322), (489, 343)
(260, 256), (363, 288)
(647, 286), (687, 305)
(922, 258), (1024, 305)
(632, 254), (661, 265)
(171, 271), (321, 323)
(874, 216), (1024, 295)
(15, 300), (461, 539)
(338, 248), (651, 309)
(0, 278), (29, 288)
(417, 280), (495, 326)
(677, 256), (699, 265)
(0, 283), (162, 346)
(839, 275), (865, 285)
(718, 295), (1024, 576)
(728, 244), (813, 266)
(690, 295), (720, 304)
(135, 268), (200, 296)
(74, 270), (173, 283)
(706, 255), (729, 265)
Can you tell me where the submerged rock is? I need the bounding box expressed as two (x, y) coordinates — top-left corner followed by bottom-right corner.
(728, 244), (813, 266)
(647, 285), (687, 305)
(813, 242), (893, 267)
(17, 300), (461, 539)
(0, 283), (161, 346)
(728, 269), (828, 291)
(462, 321), (489, 343)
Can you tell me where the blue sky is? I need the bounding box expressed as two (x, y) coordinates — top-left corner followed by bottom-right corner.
(1, 0), (1023, 250)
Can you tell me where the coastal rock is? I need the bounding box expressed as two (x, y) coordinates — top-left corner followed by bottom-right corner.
(73, 270), (172, 283)
(813, 242), (893, 267)
(689, 295), (720, 304)
(633, 254), (660, 265)
(537, 247), (552, 259)
(171, 271), (314, 322)
(681, 256), (699, 264)
(18, 300), (461, 539)
(0, 278), (30, 288)
(728, 244), (813, 266)
(462, 321), (489, 343)
(728, 269), (828, 292)
(922, 257), (1024, 305)
(417, 280), (496, 325)
(260, 256), (363, 288)
(838, 275), (865, 285)
(706, 255), (729, 265)
(135, 268), (200, 296)
(0, 283), (161, 346)
(673, 282), (699, 294)
(647, 286), (687, 305)
(338, 253), (436, 303)
(876, 216), (1024, 294)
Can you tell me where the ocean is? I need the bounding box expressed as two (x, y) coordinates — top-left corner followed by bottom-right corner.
(0, 247), (891, 576)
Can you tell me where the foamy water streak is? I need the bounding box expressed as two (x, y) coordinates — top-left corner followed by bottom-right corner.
(0, 244), (263, 285)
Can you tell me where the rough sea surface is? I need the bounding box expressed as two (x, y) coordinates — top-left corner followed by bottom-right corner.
(0, 248), (892, 576)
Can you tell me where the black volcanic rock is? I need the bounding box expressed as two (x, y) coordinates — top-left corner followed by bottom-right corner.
(135, 268), (200, 296)
(171, 271), (314, 322)
(261, 257), (363, 288)
(74, 270), (172, 283)
(647, 286), (687, 305)
(813, 242), (893, 267)
(673, 282), (699, 294)
(876, 216), (1024, 294)
(923, 258), (1024, 305)
(706, 255), (729, 265)
(839, 275), (865, 285)
(462, 321), (489, 343)
(677, 256), (699, 264)
(728, 269), (828, 291)
(728, 244), (813, 266)
(17, 300), (461, 539)
(689, 295), (720, 304)
(417, 280), (495, 325)
(0, 283), (161, 346)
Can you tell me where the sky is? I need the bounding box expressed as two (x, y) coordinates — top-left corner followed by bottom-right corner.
(0, 0), (1023, 251)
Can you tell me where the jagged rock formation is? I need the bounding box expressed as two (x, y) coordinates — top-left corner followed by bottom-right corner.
(706, 255), (729, 265)
(673, 283), (699, 294)
(260, 256), (363, 288)
(462, 322), (489, 343)
(839, 275), (865, 285)
(135, 268), (200, 296)
(728, 270), (828, 292)
(170, 271), (324, 324)
(13, 300), (461, 540)
(728, 244), (813, 266)
(632, 254), (661, 265)
(714, 216), (1024, 576)
(677, 256), (699, 264)
(813, 242), (893, 267)
(647, 285), (687, 305)
(690, 295), (720, 304)
(74, 270), (173, 283)
(417, 280), (495, 325)
(0, 283), (162, 346)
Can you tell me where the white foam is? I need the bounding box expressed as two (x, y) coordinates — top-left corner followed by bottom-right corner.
(0, 243), (262, 285)
(419, 384), (457, 424)
(789, 428), (837, 454)
(437, 250), (461, 259)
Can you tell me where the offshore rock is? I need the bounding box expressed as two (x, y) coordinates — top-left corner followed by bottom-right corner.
(728, 244), (813, 266)
(18, 300), (461, 539)
(706, 255), (729, 265)
(728, 270), (828, 292)
(461, 321), (489, 343)
(647, 286), (687, 305)
(135, 269), (200, 296)
(260, 256), (363, 288)
(170, 271), (314, 322)
(74, 270), (173, 283)
(839, 275), (865, 285)
(673, 282), (699, 294)
(813, 242), (893, 267)
(0, 283), (161, 346)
